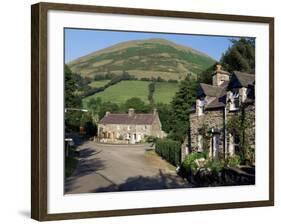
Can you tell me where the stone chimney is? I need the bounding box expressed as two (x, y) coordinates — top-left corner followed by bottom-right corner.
(216, 64), (222, 71)
(153, 108), (157, 115)
(105, 111), (110, 117)
(212, 64), (230, 86)
(128, 108), (135, 116)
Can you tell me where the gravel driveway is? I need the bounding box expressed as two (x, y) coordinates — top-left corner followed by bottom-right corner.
(65, 141), (191, 194)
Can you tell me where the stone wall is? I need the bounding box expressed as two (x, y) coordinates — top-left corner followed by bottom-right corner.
(188, 109), (224, 154)
(98, 123), (152, 143)
(150, 115), (164, 138)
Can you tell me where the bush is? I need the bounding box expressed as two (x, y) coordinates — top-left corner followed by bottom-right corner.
(206, 160), (224, 174)
(182, 152), (207, 172)
(155, 139), (181, 166)
(145, 135), (158, 143)
(65, 156), (78, 177)
(227, 155), (241, 167)
(84, 121), (97, 137)
(182, 152), (225, 174)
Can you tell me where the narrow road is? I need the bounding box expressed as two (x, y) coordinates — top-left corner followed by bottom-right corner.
(65, 141), (191, 194)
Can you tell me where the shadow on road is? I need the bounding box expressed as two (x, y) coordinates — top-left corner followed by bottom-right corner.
(92, 169), (192, 193)
(65, 147), (106, 193)
(78, 147), (102, 158)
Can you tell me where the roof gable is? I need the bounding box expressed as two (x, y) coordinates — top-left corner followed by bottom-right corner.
(229, 71), (255, 89)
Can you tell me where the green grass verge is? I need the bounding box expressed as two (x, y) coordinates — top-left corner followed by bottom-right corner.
(154, 82), (179, 104)
(65, 156), (78, 178)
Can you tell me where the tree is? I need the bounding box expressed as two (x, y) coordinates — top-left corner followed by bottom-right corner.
(169, 76), (198, 142)
(197, 63), (217, 85)
(99, 101), (120, 119)
(87, 97), (103, 122)
(64, 65), (81, 108)
(80, 112), (97, 137)
(156, 103), (173, 134)
(148, 82), (155, 105)
(123, 97), (151, 113)
(65, 65), (83, 132)
(220, 38), (255, 73)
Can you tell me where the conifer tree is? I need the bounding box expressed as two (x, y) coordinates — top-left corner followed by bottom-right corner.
(220, 38), (255, 73)
(169, 75), (197, 142)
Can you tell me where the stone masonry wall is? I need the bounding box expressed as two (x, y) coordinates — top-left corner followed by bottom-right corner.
(97, 114), (164, 143)
(185, 109), (224, 157)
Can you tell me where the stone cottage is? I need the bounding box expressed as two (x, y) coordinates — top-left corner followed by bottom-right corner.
(98, 108), (166, 144)
(182, 65), (255, 162)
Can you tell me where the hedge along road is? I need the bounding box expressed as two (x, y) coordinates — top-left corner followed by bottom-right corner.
(65, 141), (191, 194)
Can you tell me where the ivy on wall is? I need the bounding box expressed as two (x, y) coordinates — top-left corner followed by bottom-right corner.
(226, 105), (255, 164)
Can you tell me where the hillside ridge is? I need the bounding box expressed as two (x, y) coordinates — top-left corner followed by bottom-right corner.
(68, 38), (216, 80)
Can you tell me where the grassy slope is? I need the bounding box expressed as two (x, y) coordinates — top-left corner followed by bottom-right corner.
(83, 80), (151, 106)
(154, 82), (179, 104)
(88, 80), (110, 88)
(82, 80), (180, 107)
(69, 38), (215, 80)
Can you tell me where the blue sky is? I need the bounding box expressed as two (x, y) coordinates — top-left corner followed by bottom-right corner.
(65, 28), (238, 63)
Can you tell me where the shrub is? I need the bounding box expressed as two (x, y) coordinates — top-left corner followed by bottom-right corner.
(182, 152), (225, 174)
(227, 155), (241, 167)
(155, 139), (181, 166)
(206, 160), (224, 174)
(182, 152), (207, 172)
(65, 156), (78, 177)
(145, 135), (158, 143)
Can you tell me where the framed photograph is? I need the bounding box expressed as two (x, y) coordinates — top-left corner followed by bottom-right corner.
(31, 2), (274, 221)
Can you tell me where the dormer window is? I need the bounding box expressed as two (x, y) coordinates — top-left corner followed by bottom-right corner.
(197, 98), (205, 116)
(229, 90), (239, 111)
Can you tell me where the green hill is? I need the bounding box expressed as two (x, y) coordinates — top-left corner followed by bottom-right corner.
(68, 38), (215, 81)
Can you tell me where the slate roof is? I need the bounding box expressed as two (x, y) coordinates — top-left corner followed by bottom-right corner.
(197, 82), (228, 110)
(197, 81), (229, 110)
(205, 87), (227, 110)
(198, 83), (222, 97)
(99, 113), (156, 125)
(229, 71), (255, 88)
